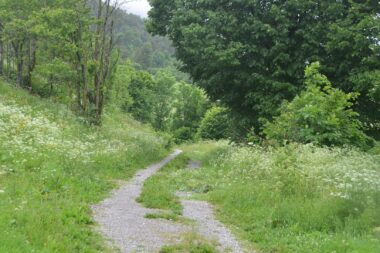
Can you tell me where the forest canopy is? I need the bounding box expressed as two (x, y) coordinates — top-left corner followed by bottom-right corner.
(147, 0), (380, 137)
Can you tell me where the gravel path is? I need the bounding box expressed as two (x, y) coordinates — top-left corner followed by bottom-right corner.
(181, 199), (244, 253)
(92, 151), (246, 253)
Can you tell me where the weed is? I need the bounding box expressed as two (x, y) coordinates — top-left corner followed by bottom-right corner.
(0, 81), (168, 252)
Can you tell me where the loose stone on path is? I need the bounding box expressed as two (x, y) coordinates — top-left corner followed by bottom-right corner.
(92, 150), (247, 253)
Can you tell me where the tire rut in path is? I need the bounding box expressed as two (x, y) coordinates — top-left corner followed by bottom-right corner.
(92, 150), (246, 253)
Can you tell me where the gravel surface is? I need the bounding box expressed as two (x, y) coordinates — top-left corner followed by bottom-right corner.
(181, 199), (245, 253)
(186, 160), (202, 170)
(92, 150), (247, 253)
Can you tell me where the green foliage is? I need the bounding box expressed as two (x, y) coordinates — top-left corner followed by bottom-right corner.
(170, 82), (209, 141)
(157, 142), (380, 253)
(197, 106), (229, 140)
(127, 70), (155, 123)
(110, 8), (176, 70)
(160, 243), (217, 253)
(0, 80), (168, 252)
(108, 62), (134, 111)
(151, 70), (176, 131)
(264, 62), (371, 148)
(147, 0), (380, 134)
(159, 233), (218, 253)
(110, 64), (208, 139)
(138, 154), (190, 215)
(172, 127), (194, 144)
(31, 58), (76, 102)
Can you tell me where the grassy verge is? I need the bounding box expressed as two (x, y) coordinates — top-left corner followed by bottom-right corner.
(139, 140), (380, 252)
(138, 154), (190, 216)
(160, 233), (218, 253)
(0, 80), (169, 252)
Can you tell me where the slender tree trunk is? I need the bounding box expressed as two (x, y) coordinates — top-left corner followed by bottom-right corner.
(6, 44), (11, 78)
(14, 42), (24, 87)
(75, 67), (82, 110)
(93, 0), (104, 122)
(74, 2), (89, 113)
(76, 50), (88, 112)
(25, 39), (37, 89)
(0, 24), (3, 76)
(94, 0), (116, 122)
(17, 58), (23, 86)
(0, 40), (4, 76)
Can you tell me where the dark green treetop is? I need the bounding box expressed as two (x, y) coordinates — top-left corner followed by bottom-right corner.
(147, 0), (380, 133)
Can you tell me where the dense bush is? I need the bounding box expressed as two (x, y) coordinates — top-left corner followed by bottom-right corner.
(264, 62), (372, 148)
(172, 127), (194, 144)
(170, 82), (209, 136)
(197, 106), (229, 140)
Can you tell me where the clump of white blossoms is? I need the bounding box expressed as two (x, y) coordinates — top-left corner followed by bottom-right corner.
(210, 144), (380, 200)
(0, 100), (127, 164)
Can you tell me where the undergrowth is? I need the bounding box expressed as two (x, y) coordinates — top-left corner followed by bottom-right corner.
(142, 141), (380, 252)
(138, 154), (190, 215)
(0, 80), (169, 252)
(160, 233), (218, 253)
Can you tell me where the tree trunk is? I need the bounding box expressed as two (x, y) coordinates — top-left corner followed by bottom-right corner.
(93, 0), (104, 122)
(74, 3), (89, 113)
(76, 68), (82, 110)
(6, 44), (11, 78)
(0, 38), (5, 75)
(0, 40), (4, 76)
(0, 24), (3, 76)
(25, 39), (37, 89)
(14, 43), (24, 87)
(76, 50), (88, 112)
(94, 0), (116, 123)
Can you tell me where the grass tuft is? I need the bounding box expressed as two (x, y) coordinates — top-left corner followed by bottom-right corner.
(160, 233), (218, 253)
(138, 154), (190, 215)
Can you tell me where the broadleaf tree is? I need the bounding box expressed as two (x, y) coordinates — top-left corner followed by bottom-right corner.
(147, 0), (380, 136)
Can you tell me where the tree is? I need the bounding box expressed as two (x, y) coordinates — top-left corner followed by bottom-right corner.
(151, 70), (176, 131)
(0, 0), (40, 87)
(108, 62), (134, 111)
(198, 106), (229, 140)
(147, 0), (380, 134)
(263, 62), (372, 149)
(170, 82), (209, 140)
(134, 42), (153, 69)
(0, 21), (4, 76)
(0, 0), (120, 123)
(127, 70), (155, 123)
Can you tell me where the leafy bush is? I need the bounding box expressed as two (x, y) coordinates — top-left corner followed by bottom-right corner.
(173, 127), (194, 144)
(264, 62), (371, 148)
(170, 82), (209, 137)
(197, 106), (229, 140)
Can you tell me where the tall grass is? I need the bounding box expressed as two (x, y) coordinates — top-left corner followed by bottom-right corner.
(204, 144), (380, 252)
(150, 141), (380, 252)
(0, 80), (168, 252)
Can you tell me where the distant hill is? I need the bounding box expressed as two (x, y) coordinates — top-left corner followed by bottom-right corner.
(86, 0), (176, 71)
(112, 9), (176, 70)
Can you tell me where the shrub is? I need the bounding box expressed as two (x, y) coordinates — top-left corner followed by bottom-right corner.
(197, 106), (229, 140)
(263, 62), (372, 148)
(173, 127), (194, 143)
